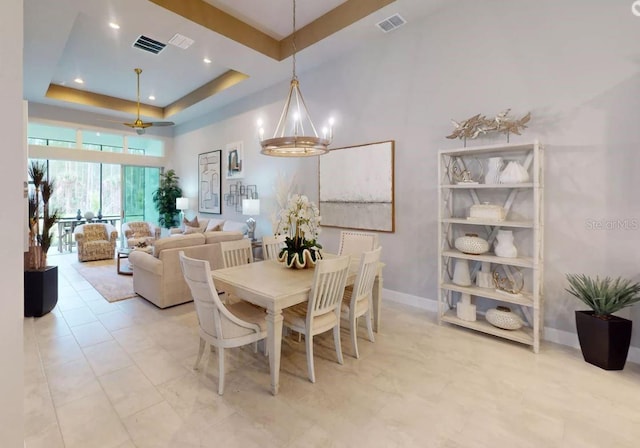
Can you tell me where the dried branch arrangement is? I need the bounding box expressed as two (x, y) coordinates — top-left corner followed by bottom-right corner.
(27, 161), (61, 270)
(446, 109), (531, 144)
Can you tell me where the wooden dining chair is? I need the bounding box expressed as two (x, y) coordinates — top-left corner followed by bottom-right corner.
(283, 255), (351, 383)
(337, 231), (379, 257)
(262, 234), (287, 261)
(179, 251), (267, 395)
(220, 239), (254, 268)
(341, 247), (381, 358)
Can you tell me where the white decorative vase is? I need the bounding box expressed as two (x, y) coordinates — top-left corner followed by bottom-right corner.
(494, 230), (517, 258)
(452, 259), (471, 286)
(499, 161), (529, 183)
(486, 306), (523, 330)
(456, 293), (476, 322)
(455, 234), (489, 255)
(484, 157), (503, 184)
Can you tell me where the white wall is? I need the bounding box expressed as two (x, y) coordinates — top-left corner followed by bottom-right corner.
(0, 0), (24, 445)
(174, 0), (640, 349)
(172, 91), (320, 235)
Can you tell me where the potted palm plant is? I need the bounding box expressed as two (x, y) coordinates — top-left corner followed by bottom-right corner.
(566, 274), (640, 370)
(25, 161), (62, 317)
(152, 169), (183, 229)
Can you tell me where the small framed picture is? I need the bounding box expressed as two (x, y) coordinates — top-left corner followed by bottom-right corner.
(225, 141), (244, 179)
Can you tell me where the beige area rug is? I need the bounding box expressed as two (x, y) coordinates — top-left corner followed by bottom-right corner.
(72, 259), (138, 303)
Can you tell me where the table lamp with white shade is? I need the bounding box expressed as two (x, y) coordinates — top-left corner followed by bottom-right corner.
(242, 198), (260, 241)
(176, 197), (189, 222)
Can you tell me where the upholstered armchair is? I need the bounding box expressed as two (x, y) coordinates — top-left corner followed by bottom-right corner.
(74, 223), (118, 262)
(122, 221), (161, 248)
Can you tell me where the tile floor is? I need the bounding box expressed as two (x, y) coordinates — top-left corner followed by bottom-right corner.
(24, 253), (640, 447)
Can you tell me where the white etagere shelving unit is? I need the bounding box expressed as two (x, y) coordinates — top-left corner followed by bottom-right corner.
(437, 140), (544, 352)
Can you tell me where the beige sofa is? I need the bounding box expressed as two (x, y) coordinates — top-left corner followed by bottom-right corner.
(128, 230), (243, 308)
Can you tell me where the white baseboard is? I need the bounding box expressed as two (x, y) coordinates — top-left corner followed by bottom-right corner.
(382, 290), (640, 365)
(382, 288), (438, 312)
(542, 327), (640, 365)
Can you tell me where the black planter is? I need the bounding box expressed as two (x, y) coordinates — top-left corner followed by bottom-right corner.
(575, 310), (632, 370)
(24, 266), (58, 317)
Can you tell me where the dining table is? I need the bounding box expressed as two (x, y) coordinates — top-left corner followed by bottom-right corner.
(211, 255), (383, 395)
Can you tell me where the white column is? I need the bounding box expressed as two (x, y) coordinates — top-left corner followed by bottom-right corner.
(0, 0), (25, 445)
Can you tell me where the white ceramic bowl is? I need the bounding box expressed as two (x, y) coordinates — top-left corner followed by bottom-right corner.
(485, 306), (523, 330)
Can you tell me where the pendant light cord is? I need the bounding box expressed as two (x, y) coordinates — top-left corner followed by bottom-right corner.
(292, 0), (297, 80)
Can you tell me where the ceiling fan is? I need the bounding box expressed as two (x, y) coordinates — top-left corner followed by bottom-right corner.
(123, 68), (174, 135)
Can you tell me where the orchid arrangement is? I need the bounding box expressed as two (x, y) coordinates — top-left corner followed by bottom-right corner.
(275, 194), (322, 266)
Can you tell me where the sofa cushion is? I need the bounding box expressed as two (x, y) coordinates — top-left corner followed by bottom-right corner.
(182, 226), (203, 235)
(205, 218), (225, 232)
(127, 222), (151, 237)
(154, 233), (205, 257)
(83, 224), (108, 240)
(222, 220), (248, 234)
(203, 231), (245, 245)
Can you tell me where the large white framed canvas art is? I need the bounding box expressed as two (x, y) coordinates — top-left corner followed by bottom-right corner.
(198, 150), (222, 214)
(319, 140), (395, 232)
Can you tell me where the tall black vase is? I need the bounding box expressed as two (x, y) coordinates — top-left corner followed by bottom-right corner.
(575, 310), (632, 370)
(24, 266), (58, 317)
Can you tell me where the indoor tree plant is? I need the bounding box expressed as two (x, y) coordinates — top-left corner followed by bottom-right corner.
(25, 160), (62, 317)
(152, 169), (183, 228)
(275, 194), (322, 269)
(566, 274), (640, 370)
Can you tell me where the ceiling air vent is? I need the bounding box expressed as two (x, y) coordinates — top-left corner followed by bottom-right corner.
(376, 13), (406, 33)
(133, 35), (166, 54)
(168, 33), (194, 50)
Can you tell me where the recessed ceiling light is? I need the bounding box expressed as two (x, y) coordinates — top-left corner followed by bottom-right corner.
(148, 95), (156, 101)
(74, 78), (84, 84)
(203, 58), (212, 64)
(108, 22), (120, 29)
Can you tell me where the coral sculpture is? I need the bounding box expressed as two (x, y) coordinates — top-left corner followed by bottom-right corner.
(446, 109), (531, 144)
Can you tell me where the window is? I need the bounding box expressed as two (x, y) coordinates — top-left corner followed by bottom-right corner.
(28, 122), (165, 157)
(81, 131), (124, 153)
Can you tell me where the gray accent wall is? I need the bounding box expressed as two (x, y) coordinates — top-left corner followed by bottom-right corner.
(172, 0), (640, 350)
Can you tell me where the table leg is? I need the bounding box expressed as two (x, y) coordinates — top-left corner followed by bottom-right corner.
(372, 275), (383, 333)
(266, 308), (283, 395)
(57, 223), (64, 253)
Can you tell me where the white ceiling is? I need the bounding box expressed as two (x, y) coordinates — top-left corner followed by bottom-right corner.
(23, 0), (449, 127)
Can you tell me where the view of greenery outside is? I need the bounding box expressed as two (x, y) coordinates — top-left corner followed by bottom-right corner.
(123, 165), (160, 224)
(28, 127), (164, 252)
(28, 159), (122, 219)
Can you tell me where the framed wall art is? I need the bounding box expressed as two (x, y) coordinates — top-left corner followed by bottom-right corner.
(198, 150), (222, 214)
(319, 140), (395, 232)
(225, 141), (244, 179)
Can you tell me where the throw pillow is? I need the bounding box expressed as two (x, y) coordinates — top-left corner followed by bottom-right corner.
(182, 226), (202, 235)
(183, 216), (199, 228)
(205, 218), (226, 232)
